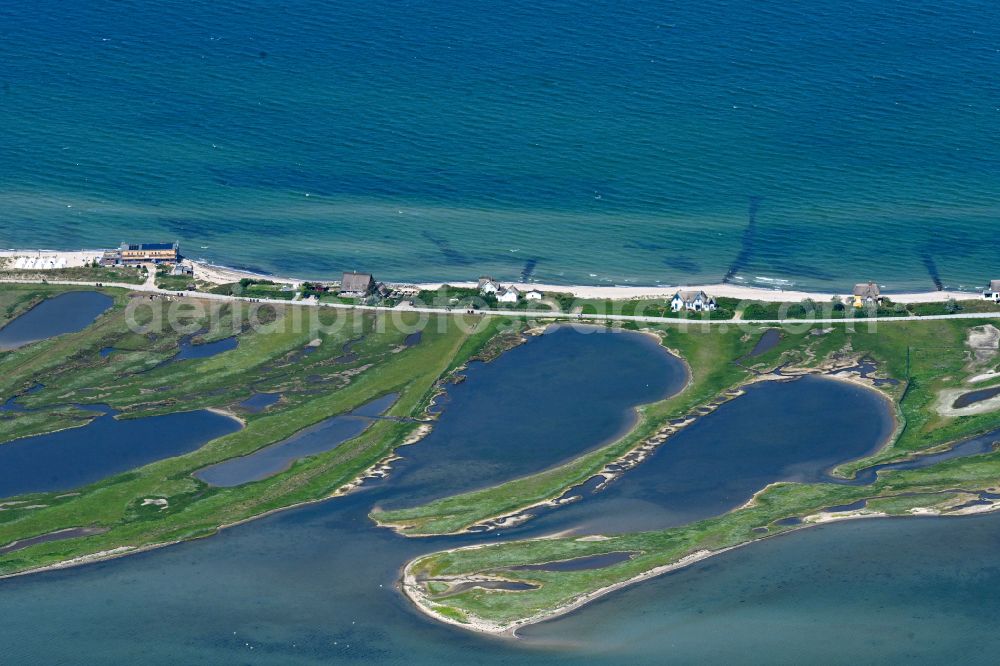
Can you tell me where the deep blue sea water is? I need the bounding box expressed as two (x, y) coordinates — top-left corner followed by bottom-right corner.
(2, 0), (999, 290)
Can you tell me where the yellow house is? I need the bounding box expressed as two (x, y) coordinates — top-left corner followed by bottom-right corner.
(852, 281), (881, 308)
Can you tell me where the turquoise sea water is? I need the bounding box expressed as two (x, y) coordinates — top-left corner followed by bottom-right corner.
(2, 0), (999, 290)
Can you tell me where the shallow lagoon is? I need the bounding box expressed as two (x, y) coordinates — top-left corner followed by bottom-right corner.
(0, 406), (241, 498)
(378, 324), (688, 508)
(0, 292), (113, 351)
(522, 375), (895, 534)
(195, 394), (398, 487)
(1, 326), (998, 664)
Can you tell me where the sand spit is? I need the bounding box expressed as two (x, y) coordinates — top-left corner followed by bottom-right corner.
(408, 494), (1000, 637)
(402, 547), (732, 637)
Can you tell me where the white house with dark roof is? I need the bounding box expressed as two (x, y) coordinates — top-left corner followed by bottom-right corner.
(497, 286), (520, 304)
(670, 290), (716, 312)
(525, 289), (544, 300)
(984, 280), (1000, 302)
(478, 276), (500, 295)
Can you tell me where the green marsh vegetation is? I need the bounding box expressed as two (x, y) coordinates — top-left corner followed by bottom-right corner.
(0, 283), (503, 576)
(0, 265), (147, 285)
(4, 281), (1000, 634)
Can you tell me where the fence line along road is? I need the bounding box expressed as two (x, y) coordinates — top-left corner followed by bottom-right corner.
(2, 277), (999, 326)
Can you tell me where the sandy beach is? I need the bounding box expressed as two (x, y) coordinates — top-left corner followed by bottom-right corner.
(0, 248), (987, 304)
(411, 280), (973, 304)
(0, 249), (105, 269)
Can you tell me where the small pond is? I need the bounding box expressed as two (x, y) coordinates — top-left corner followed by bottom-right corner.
(239, 393), (282, 413)
(952, 386), (1000, 409)
(0, 292), (113, 351)
(194, 393), (398, 487)
(173, 335), (238, 361)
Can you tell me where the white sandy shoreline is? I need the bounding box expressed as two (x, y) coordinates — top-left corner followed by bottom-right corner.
(1, 249), (987, 304)
(410, 280), (974, 304)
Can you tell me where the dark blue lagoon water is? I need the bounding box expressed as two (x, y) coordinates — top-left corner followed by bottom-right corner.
(172, 336), (239, 362)
(0, 406), (241, 498)
(0, 292), (113, 351)
(0, 326), (998, 663)
(3, 1), (1000, 291)
(376, 325), (688, 508)
(522, 375), (896, 534)
(195, 394), (398, 487)
(239, 392), (282, 413)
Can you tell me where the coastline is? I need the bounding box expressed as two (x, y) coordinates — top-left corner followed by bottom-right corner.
(1, 248), (987, 304)
(410, 280), (971, 304)
(406, 501), (1000, 638)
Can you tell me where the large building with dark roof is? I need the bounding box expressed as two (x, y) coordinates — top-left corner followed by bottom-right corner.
(340, 271), (375, 297)
(118, 242), (180, 264)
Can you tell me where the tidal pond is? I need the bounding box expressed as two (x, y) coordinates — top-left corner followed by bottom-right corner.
(521, 375), (896, 534)
(0, 292), (112, 351)
(195, 394), (398, 487)
(0, 406), (241, 498)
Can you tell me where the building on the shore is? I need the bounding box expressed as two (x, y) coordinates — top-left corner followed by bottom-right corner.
(497, 286), (520, 303)
(340, 271), (375, 297)
(984, 280), (1000, 302)
(525, 289), (544, 300)
(478, 276), (500, 295)
(670, 290), (716, 312)
(852, 281), (882, 308)
(117, 242), (180, 265)
(170, 263), (193, 276)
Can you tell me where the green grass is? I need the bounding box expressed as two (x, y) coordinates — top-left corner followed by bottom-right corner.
(0, 266), (147, 285)
(6, 281), (1000, 632)
(154, 274), (196, 291)
(0, 287), (48, 328)
(740, 297), (1000, 320)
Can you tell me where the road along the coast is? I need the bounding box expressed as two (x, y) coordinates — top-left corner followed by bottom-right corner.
(1, 277), (999, 327)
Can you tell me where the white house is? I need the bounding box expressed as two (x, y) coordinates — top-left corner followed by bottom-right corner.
(478, 276), (500, 295)
(670, 290), (716, 312)
(497, 286), (520, 303)
(984, 280), (1000, 302)
(525, 289), (544, 300)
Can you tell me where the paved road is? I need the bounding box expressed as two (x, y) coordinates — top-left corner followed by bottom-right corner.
(3, 278), (999, 326)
